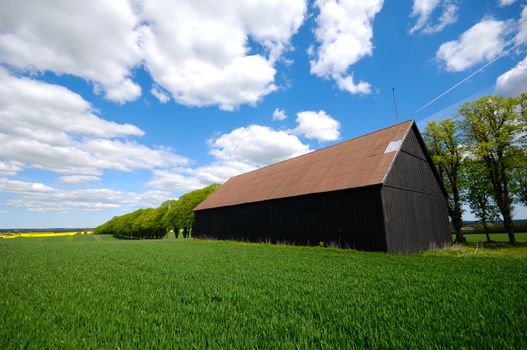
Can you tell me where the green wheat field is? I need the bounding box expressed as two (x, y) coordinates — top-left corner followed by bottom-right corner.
(1, 234), (526, 349)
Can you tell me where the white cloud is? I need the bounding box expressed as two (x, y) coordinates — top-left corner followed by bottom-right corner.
(140, 0), (306, 110)
(148, 160), (257, 192)
(0, 177), (169, 213)
(436, 18), (512, 71)
(516, 5), (527, 46)
(294, 110), (341, 142)
(498, 0), (517, 7)
(0, 0), (307, 109)
(210, 125), (310, 165)
(147, 170), (206, 193)
(310, 0), (383, 95)
(272, 108), (287, 121)
(149, 124), (311, 191)
(0, 0), (143, 103)
(410, 0), (458, 34)
(495, 56), (527, 96)
(58, 175), (101, 184)
(0, 160), (23, 176)
(150, 86), (170, 104)
(0, 68), (188, 176)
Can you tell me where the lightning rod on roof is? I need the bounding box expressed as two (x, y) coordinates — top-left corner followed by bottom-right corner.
(392, 87), (399, 121)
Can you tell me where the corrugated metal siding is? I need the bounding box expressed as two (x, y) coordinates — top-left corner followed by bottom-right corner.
(384, 152), (444, 196)
(400, 126), (427, 160)
(382, 127), (451, 253)
(381, 187), (451, 253)
(193, 186), (387, 251)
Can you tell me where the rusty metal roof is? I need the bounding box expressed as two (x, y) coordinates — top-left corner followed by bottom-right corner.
(195, 120), (414, 211)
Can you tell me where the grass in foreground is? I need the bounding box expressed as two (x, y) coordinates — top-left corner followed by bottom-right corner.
(1, 235), (526, 349)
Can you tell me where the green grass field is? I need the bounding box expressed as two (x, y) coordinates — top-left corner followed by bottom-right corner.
(1, 235), (526, 349)
(455, 232), (527, 243)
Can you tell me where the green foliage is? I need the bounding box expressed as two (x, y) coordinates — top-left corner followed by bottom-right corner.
(424, 93), (526, 245)
(463, 159), (500, 241)
(161, 184), (220, 238)
(423, 118), (465, 241)
(459, 95), (525, 244)
(1, 236), (526, 348)
(94, 184), (219, 239)
(512, 151), (527, 207)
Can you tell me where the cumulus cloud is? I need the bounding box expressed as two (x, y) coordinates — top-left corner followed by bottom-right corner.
(498, 0), (517, 7)
(310, 0), (383, 95)
(0, 0), (307, 109)
(0, 0), (143, 103)
(0, 177), (169, 213)
(149, 125), (311, 191)
(495, 56), (527, 96)
(294, 110), (341, 142)
(139, 0), (306, 110)
(410, 0), (458, 34)
(436, 18), (512, 71)
(516, 5), (527, 46)
(0, 68), (188, 176)
(272, 108), (287, 121)
(148, 161), (256, 192)
(209, 125), (310, 165)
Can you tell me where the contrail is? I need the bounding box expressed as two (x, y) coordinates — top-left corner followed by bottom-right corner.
(415, 50), (510, 114)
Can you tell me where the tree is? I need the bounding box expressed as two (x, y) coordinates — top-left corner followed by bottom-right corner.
(459, 95), (523, 245)
(175, 184), (220, 237)
(94, 184), (220, 239)
(423, 119), (465, 242)
(161, 199), (181, 237)
(464, 159), (500, 242)
(512, 151), (527, 207)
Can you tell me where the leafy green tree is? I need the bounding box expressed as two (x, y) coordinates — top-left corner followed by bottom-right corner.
(176, 184), (220, 237)
(161, 199), (181, 237)
(424, 119), (465, 243)
(512, 151), (527, 207)
(459, 95), (524, 244)
(94, 184), (220, 239)
(464, 160), (500, 242)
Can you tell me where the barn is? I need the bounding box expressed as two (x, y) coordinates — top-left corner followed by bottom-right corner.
(193, 120), (451, 253)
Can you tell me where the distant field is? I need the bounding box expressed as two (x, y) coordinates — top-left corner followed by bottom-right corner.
(453, 232), (527, 243)
(0, 231), (93, 239)
(1, 236), (526, 348)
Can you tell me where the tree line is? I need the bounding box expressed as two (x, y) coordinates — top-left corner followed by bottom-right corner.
(423, 93), (526, 244)
(94, 184), (219, 239)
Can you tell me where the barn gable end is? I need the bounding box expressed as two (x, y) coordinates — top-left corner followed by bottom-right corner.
(381, 124), (451, 253)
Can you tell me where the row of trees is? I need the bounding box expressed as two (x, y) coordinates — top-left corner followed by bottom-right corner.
(94, 184), (219, 239)
(423, 93), (526, 244)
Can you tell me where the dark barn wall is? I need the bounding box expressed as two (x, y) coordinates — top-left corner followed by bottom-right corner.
(382, 127), (451, 253)
(193, 186), (388, 251)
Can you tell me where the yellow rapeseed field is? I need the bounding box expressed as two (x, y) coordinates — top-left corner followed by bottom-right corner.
(0, 231), (93, 239)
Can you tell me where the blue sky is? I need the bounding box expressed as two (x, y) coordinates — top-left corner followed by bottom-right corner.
(0, 0), (526, 228)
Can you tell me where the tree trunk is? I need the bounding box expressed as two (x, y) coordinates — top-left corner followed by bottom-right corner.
(483, 222), (491, 243)
(452, 215), (464, 243)
(500, 164), (516, 245)
(503, 217), (516, 245)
